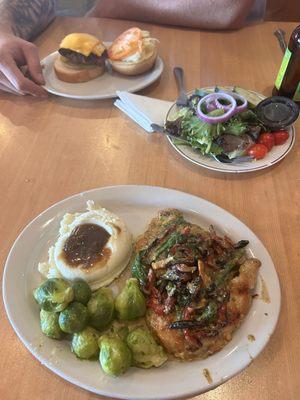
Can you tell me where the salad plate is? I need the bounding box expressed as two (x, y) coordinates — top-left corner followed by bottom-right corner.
(3, 185), (280, 400)
(166, 88), (295, 173)
(41, 46), (163, 100)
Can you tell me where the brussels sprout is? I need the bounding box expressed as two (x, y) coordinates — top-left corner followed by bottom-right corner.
(87, 287), (114, 330)
(126, 327), (168, 368)
(112, 325), (129, 341)
(115, 278), (146, 320)
(34, 278), (74, 312)
(99, 334), (132, 376)
(58, 302), (88, 333)
(40, 309), (63, 340)
(72, 280), (92, 305)
(72, 327), (99, 360)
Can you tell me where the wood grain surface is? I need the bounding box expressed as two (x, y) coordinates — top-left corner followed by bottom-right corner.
(0, 17), (299, 400)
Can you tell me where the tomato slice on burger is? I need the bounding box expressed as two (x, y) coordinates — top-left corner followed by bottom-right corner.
(108, 27), (143, 60)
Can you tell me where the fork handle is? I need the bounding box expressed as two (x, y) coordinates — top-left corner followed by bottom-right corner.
(274, 29), (287, 54)
(173, 67), (186, 96)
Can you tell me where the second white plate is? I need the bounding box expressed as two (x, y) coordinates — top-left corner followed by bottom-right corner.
(166, 88), (295, 173)
(42, 47), (163, 100)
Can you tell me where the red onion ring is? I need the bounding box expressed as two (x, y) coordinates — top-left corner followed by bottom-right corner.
(215, 92), (248, 114)
(196, 93), (237, 124)
(205, 98), (218, 113)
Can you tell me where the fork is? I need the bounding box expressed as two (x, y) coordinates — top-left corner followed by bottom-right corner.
(274, 29), (287, 54)
(173, 67), (189, 107)
(211, 154), (254, 164)
(151, 123), (189, 142)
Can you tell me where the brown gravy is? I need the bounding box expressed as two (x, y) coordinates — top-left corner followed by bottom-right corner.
(63, 223), (110, 268)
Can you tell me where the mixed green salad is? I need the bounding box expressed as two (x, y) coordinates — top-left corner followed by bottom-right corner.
(165, 87), (272, 162)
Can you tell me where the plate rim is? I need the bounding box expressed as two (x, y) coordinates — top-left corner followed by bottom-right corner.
(166, 87), (296, 173)
(2, 185), (281, 400)
(42, 51), (164, 100)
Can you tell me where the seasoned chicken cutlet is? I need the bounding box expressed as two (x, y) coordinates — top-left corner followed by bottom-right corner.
(131, 209), (261, 360)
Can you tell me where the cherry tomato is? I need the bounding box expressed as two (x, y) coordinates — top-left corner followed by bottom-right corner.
(247, 144), (268, 159)
(258, 133), (275, 151)
(273, 130), (289, 145)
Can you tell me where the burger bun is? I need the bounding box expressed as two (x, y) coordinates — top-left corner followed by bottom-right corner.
(109, 49), (157, 76)
(53, 56), (105, 83)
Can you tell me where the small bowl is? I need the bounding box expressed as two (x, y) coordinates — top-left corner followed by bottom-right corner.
(255, 96), (299, 130)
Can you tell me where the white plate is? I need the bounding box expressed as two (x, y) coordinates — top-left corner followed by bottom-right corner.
(3, 185), (280, 400)
(42, 45), (163, 100)
(166, 89), (295, 173)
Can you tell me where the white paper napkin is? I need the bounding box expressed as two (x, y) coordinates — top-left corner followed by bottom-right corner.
(115, 91), (173, 132)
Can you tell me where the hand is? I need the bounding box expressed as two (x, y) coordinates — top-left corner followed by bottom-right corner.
(0, 33), (47, 97)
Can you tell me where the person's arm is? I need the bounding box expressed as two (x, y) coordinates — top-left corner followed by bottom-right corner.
(0, 0), (56, 40)
(0, 0), (56, 97)
(90, 0), (255, 30)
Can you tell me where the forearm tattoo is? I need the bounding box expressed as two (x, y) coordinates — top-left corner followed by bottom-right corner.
(0, 0), (56, 39)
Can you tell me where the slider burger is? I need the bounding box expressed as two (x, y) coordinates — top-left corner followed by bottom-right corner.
(54, 33), (107, 83)
(108, 27), (158, 76)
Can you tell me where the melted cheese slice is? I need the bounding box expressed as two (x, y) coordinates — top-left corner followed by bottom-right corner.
(59, 33), (106, 57)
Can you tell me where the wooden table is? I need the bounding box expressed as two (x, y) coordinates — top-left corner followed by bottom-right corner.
(0, 17), (299, 400)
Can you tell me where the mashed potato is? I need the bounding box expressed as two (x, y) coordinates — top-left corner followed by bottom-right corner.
(38, 201), (132, 290)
